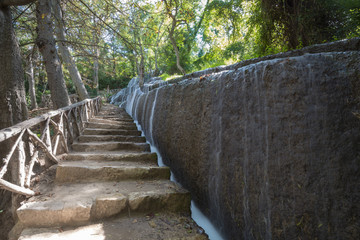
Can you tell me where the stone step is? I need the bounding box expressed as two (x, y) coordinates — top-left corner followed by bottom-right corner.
(97, 110), (131, 116)
(89, 118), (135, 125)
(66, 151), (157, 164)
(16, 181), (190, 228)
(56, 160), (170, 183)
(72, 142), (150, 152)
(86, 122), (138, 130)
(78, 135), (146, 143)
(97, 114), (133, 120)
(13, 103), (202, 240)
(82, 128), (141, 136)
(19, 212), (208, 240)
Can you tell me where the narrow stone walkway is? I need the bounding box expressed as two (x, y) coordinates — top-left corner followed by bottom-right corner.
(13, 104), (207, 240)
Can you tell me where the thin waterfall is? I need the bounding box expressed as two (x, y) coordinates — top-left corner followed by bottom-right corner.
(121, 78), (224, 240)
(149, 88), (159, 145)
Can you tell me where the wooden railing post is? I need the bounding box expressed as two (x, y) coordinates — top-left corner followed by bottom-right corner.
(0, 97), (101, 196)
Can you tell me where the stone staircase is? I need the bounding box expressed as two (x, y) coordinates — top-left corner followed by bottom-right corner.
(12, 104), (207, 240)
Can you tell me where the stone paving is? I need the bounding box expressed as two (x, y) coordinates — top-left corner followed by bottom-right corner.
(11, 103), (207, 240)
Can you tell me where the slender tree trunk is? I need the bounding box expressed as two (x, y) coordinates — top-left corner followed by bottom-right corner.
(154, 20), (164, 76)
(36, 0), (71, 109)
(93, 17), (99, 96)
(52, 0), (89, 100)
(26, 50), (37, 110)
(169, 33), (186, 75)
(164, 0), (186, 75)
(138, 38), (145, 87)
(184, 0), (209, 53)
(93, 48), (99, 95)
(0, 6), (28, 129)
(0, 1), (33, 231)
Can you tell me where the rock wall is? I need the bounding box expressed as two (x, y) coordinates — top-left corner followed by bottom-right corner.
(111, 39), (360, 240)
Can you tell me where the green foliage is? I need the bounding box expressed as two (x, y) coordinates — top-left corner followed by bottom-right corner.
(251, 0), (360, 53)
(223, 42), (244, 60)
(160, 73), (182, 81)
(13, 0), (360, 101)
(193, 48), (226, 71)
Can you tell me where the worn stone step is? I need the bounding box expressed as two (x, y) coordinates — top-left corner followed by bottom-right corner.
(97, 110), (131, 116)
(56, 160), (170, 183)
(86, 122), (137, 130)
(16, 181), (190, 228)
(66, 151), (158, 164)
(97, 114), (132, 119)
(19, 212), (208, 240)
(72, 142), (150, 152)
(89, 117), (134, 124)
(78, 135), (146, 143)
(82, 128), (141, 136)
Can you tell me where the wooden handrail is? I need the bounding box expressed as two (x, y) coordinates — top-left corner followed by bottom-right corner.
(0, 97), (102, 196)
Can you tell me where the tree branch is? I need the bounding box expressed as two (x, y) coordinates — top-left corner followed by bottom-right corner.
(0, 178), (35, 196)
(1, 0), (35, 7)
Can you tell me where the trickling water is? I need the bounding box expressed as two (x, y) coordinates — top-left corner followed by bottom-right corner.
(126, 87), (137, 115)
(133, 119), (224, 239)
(123, 78), (224, 240)
(241, 67), (252, 239)
(207, 78), (224, 237)
(149, 88), (160, 145)
(141, 93), (149, 137)
(254, 63), (272, 239)
(191, 201), (224, 240)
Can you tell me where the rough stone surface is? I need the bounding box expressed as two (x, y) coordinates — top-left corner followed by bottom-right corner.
(65, 152), (158, 163)
(71, 142), (150, 152)
(17, 200), (92, 227)
(56, 162), (170, 183)
(18, 212), (208, 240)
(113, 39), (360, 240)
(91, 194), (127, 219)
(11, 104), (205, 240)
(83, 128), (141, 136)
(128, 191), (191, 213)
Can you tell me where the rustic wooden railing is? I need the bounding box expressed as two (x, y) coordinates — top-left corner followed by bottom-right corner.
(0, 97), (101, 196)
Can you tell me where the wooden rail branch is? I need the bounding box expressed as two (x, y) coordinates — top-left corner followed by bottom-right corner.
(0, 97), (101, 142)
(25, 149), (39, 188)
(42, 118), (52, 153)
(72, 108), (81, 136)
(76, 106), (83, 131)
(50, 114), (68, 155)
(58, 113), (69, 153)
(27, 129), (58, 164)
(17, 139), (26, 188)
(63, 113), (74, 144)
(84, 103), (89, 122)
(0, 97), (101, 196)
(0, 179), (35, 196)
(0, 129), (26, 179)
(79, 105), (85, 129)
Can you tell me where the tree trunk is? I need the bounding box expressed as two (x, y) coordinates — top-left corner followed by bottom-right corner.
(36, 0), (71, 109)
(138, 38), (145, 87)
(93, 16), (99, 96)
(169, 14), (186, 75)
(169, 34), (186, 75)
(93, 48), (99, 95)
(0, 2), (33, 235)
(0, 6), (28, 130)
(52, 0), (89, 100)
(154, 19), (164, 76)
(164, 0), (186, 75)
(26, 51), (37, 110)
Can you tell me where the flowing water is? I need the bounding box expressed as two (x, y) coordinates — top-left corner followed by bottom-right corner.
(121, 81), (224, 240)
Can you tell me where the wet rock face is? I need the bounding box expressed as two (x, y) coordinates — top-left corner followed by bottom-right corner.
(117, 51), (360, 239)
